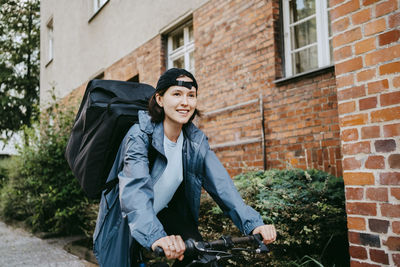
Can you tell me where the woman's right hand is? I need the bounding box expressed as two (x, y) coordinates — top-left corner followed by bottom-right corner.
(151, 235), (186, 261)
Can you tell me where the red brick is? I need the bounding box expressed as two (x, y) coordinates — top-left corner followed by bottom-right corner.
(389, 154), (400, 168)
(376, 0), (398, 17)
(380, 172), (400, 185)
(363, 0), (380, 6)
(335, 57), (363, 75)
(337, 73), (354, 88)
(375, 139), (396, 152)
(338, 85), (366, 101)
(338, 101), (356, 114)
(366, 187), (388, 201)
(342, 128), (359, 141)
(331, 0), (361, 21)
(367, 79), (389, 94)
(384, 236), (400, 250)
(361, 126), (380, 139)
(334, 45), (352, 61)
(346, 187), (364, 200)
(344, 172), (375, 185)
(381, 204), (400, 217)
(381, 91), (400, 106)
(391, 188), (400, 200)
(365, 44), (400, 66)
(365, 18), (387, 36)
(352, 8), (371, 25)
(359, 97), (377, 110)
(343, 141), (371, 155)
(389, 12), (400, 28)
(330, 0), (345, 7)
(370, 249), (389, 265)
(343, 157), (362, 170)
(365, 155), (385, 169)
(380, 61), (400, 75)
(348, 230), (362, 244)
(348, 217), (366, 231)
(393, 221), (400, 234)
(357, 68), (376, 82)
(379, 29), (400, 46)
(394, 76), (400, 87)
(394, 254), (400, 266)
(369, 219), (390, 233)
(355, 37), (376, 55)
(350, 260), (381, 267)
(340, 114), (368, 127)
(371, 107), (400, 122)
(332, 17), (350, 34)
(349, 245), (368, 259)
(383, 123), (400, 137)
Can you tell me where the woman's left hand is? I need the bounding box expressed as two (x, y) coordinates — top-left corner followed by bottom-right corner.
(252, 224), (276, 244)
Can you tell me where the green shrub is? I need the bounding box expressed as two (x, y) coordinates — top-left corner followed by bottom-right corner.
(198, 168), (349, 267)
(0, 102), (98, 236)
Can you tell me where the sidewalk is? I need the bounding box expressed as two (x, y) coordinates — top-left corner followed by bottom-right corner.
(0, 221), (97, 267)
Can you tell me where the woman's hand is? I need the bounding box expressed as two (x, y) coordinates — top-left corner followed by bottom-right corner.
(151, 235), (186, 261)
(252, 224), (276, 244)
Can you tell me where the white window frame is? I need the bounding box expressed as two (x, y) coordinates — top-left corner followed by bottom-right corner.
(282, 0), (332, 77)
(46, 18), (54, 64)
(167, 22), (195, 74)
(93, 0), (108, 13)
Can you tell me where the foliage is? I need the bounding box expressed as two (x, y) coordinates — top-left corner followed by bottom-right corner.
(198, 168), (348, 266)
(0, 99), (97, 236)
(0, 0), (40, 140)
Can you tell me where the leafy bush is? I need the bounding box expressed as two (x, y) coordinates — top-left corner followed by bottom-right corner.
(0, 102), (98, 236)
(198, 168), (349, 266)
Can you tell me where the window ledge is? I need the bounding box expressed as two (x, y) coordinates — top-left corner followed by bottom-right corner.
(88, 0), (110, 23)
(274, 65), (335, 86)
(45, 58), (53, 68)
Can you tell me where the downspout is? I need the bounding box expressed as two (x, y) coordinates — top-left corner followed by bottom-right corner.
(259, 94), (266, 170)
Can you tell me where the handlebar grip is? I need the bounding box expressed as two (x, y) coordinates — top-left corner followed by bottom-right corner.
(153, 246), (164, 257)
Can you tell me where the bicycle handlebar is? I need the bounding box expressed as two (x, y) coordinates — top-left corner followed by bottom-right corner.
(153, 234), (267, 257)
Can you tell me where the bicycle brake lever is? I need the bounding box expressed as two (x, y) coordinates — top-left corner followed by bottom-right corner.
(253, 234), (269, 253)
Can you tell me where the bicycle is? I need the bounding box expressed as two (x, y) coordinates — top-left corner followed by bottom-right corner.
(135, 234), (269, 267)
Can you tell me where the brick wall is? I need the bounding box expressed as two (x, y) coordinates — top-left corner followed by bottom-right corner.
(330, 0), (400, 265)
(195, 0), (342, 177)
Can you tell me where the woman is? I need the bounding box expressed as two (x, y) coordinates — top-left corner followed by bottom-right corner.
(93, 68), (276, 267)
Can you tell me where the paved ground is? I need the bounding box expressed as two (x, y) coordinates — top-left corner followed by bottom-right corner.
(0, 221), (97, 267)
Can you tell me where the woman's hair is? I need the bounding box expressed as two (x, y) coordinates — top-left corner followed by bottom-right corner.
(148, 68), (200, 123)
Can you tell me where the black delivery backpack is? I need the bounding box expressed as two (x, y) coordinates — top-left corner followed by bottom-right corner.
(65, 79), (155, 199)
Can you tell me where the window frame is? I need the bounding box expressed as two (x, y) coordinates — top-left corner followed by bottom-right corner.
(282, 0), (332, 77)
(167, 21), (195, 74)
(46, 18), (54, 66)
(93, 0), (108, 13)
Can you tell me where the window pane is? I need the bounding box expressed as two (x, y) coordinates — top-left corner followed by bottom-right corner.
(172, 30), (184, 50)
(188, 25), (194, 42)
(189, 51), (194, 71)
(291, 45), (318, 74)
(290, 17), (316, 50)
(173, 57), (184, 69)
(290, 0), (316, 23)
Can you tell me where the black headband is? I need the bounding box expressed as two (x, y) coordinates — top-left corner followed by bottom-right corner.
(156, 68), (198, 92)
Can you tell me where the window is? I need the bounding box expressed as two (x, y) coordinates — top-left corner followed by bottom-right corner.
(93, 0), (108, 13)
(46, 18), (53, 64)
(167, 22), (195, 74)
(282, 0), (332, 76)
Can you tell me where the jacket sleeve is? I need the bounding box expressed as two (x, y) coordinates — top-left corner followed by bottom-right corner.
(202, 149), (264, 235)
(118, 128), (166, 249)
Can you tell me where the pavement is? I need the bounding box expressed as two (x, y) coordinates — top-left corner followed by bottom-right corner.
(0, 221), (98, 267)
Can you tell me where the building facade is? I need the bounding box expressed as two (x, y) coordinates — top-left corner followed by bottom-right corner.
(40, 0), (400, 265)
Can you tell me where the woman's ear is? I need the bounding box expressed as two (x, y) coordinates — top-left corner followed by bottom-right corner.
(155, 93), (163, 107)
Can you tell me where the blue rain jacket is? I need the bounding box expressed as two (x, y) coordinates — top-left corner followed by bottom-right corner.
(93, 111), (264, 267)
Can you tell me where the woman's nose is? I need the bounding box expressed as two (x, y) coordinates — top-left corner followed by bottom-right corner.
(181, 96), (188, 105)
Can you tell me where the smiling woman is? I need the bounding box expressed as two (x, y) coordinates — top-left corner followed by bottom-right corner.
(93, 68), (276, 267)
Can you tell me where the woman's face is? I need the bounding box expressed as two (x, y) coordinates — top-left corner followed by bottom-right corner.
(156, 76), (197, 127)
